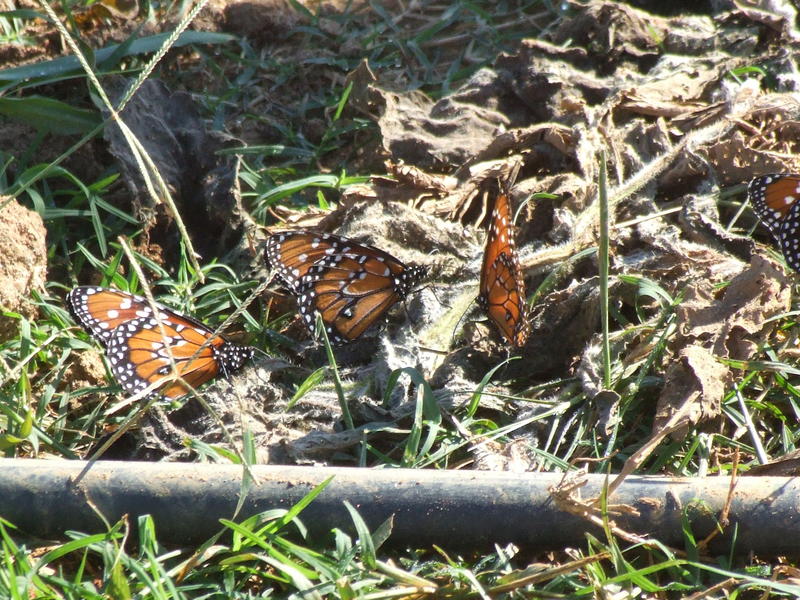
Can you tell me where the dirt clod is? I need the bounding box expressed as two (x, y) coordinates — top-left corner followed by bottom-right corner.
(0, 197), (47, 342)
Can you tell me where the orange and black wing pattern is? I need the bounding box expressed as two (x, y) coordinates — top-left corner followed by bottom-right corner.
(748, 174), (800, 271)
(265, 231), (413, 292)
(477, 188), (530, 348)
(265, 230), (427, 345)
(67, 286), (253, 398)
(297, 253), (427, 344)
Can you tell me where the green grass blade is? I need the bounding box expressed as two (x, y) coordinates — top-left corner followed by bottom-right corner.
(466, 357), (518, 417)
(598, 149), (611, 389)
(289, 366), (327, 409)
(343, 501), (376, 569)
(0, 31), (236, 90)
(318, 316), (354, 430)
(0, 97), (101, 134)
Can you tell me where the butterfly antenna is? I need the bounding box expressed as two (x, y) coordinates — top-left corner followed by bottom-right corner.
(415, 282), (447, 308)
(449, 297), (481, 349)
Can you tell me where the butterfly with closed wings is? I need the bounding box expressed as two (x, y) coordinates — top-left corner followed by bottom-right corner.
(265, 231), (428, 345)
(67, 286), (254, 398)
(748, 174), (800, 272)
(477, 185), (530, 348)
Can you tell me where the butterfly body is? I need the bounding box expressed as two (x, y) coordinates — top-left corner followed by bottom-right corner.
(477, 188), (529, 348)
(748, 174), (800, 271)
(266, 230), (427, 345)
(67, 286), (253, 398)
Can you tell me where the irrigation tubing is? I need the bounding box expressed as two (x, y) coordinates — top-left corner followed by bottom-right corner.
(0, 459), (793, 555)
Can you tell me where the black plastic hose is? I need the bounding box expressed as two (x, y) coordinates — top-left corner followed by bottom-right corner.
(0, 459), (790, 555)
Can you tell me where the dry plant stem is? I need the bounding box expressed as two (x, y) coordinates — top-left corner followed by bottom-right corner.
(697, 450), (739, 552)
(118, 238), (254, 476)
(487, 552), (612, 593)
(72, 392), (158, 484)
(607, 398), (699, 497)
(764, 568), (800, 600)
(598, 150), (611, 389)
(420, 13), (549, 50)
(38, 0), (208, 280)
(116, 2), (211, 112)
(527, 116), (740, 273)
(119, 237), (184, 380)
(208, 275), (273, 357)
(550, 472), (656, 549)
(375, 560), (437, 592)
(686, 577), (738, 600)
(613, 196), (716, 230)
(607, 425), (685, 497)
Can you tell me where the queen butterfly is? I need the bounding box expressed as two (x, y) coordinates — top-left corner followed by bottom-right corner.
(477, 186), (530, 347)
(67, 286), (254, 398)
(265, 230), (428, 345)
(748, 174), (800, 271)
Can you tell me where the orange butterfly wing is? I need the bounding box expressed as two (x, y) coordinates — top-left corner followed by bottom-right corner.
(748, 174), (800, 232)
(477, 190), (530, 347)
(67, 286), (173, 342)
(108, 317), (236, 399)
(265, 231), (414, 292)
(298, 254), (409, 344)
(266, 232), (428, 345)
(748, 174), (800, 272)
(68, 287), (253, 398)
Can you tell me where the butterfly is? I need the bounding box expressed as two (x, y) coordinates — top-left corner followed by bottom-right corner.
(748, 174), (800, 272)
(265, 231), (428, 345)
(67, 286), (254, 398)
(477, 185), (530, 347)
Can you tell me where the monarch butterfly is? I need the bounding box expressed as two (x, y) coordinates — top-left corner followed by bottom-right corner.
(477, 186), (530, 347)
(748, 174), (800, 272)
(265, 231), (428, 345)
(67, 286), (254, 398)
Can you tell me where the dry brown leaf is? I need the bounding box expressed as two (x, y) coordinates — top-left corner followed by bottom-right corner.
(675, 255), (791, 360)
(734, 0), (800, 39)
(653, 344), (728, 434)
(371, 83), (510, 169)
(551, 0), (664, 63)
(618, 61), (727, 118)
(267, 204), (330, 229)
(650, 255), (790, 437)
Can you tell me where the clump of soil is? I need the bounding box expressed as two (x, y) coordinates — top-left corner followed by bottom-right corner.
(0, 198), (47, 341)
